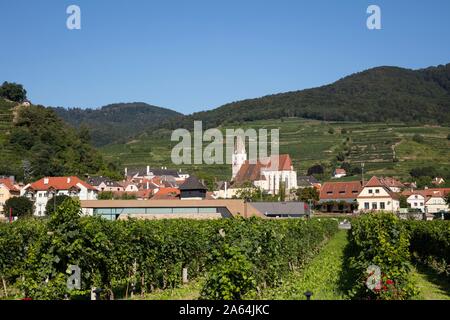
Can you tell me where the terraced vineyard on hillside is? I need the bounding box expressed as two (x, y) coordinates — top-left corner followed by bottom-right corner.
(100, 118), (450, 181)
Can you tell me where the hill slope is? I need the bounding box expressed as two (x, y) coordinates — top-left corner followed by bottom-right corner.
(53, 102), (182, 147)
(0, 98), (118, 181)
(162, 63), (450, 131)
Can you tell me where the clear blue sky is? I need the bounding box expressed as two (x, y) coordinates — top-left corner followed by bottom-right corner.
(1, 0), (449, 114)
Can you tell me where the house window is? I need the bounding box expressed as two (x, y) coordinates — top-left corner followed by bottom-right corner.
(372, 203), (377, 210)
(364, 202), (370, 210)
(420, 202), (423, 206)
(414, 202), (417, 207)
(380, 202), (385, 209)
(368, 189), (373, 194)
(375, 189), (380, 194)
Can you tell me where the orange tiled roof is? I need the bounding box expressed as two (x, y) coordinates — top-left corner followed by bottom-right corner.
(27, 177), (96, 191)
(319, 181), (363, 200)
(0, 179), (19, 192)
(404, 188), (450, 201)
(152, 187), (180, 200)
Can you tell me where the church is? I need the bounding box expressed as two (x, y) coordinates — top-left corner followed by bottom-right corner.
(230, 136), (298, 195)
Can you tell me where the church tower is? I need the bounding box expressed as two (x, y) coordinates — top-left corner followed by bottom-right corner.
(232, 135), (247, 180)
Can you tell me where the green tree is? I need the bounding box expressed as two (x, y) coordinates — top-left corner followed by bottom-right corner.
(3, 197), (33, 218)
(399, 195), (408, 208)
(279, 181), (286, 202)
(0, 81), (27, 102)
(295, 187), (319, 203)
(45, 195), (70, 216)
(307, 164), (324, 176)
(412, 134), (424, 143)
(235, 182), (260, 201)
(98, 191), (114, 200)
(445, 193), (450, 206)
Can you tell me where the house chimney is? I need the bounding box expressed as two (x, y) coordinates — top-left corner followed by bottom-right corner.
(147, 166), (150, 175)
(44, 178), (49, 185)
(124, 167), (128, 177)
(9, 176), (14, 184)
(67, 177), (71, 183)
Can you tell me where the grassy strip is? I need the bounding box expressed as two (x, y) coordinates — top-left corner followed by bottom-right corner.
(132, 280), (203, 300)
(261, 230), (351, 300)
(411, 264), (450, 300)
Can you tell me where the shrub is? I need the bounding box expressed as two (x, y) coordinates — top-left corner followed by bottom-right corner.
(200, 245), (256, 300)
(347, 212), (417, 300)
(404, 220), (450, 276)
(412, 134), (424, 143)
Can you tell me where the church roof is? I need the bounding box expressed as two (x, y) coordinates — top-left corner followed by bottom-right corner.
(233, 154), (293, 186)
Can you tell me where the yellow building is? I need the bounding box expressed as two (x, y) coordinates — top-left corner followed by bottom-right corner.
(0, 178), (20, 214)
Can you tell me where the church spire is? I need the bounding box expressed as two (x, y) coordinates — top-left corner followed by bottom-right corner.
(234, 135), (246, 154)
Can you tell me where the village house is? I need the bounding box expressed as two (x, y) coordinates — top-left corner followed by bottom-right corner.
(318, 181), (363, 213)
(356, 176), (400, 213)
(21, 176), (98, 216)
(231, 136), (297, 195)
(333, 168), (347, 179)
(124, 166), (189, 183)
(87, 176), (124, 192)
(403, 188), (450, 214)
(0, 177), (20, 214)
(431, 177), (446, 186)
(377, 177), (405, 193)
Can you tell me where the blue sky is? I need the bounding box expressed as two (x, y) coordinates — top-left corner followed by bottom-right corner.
(1, 0), (449, 114)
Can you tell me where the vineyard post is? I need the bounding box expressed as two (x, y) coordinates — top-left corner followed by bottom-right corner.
(182, 267), (188, 284)
(9, 207), (12, 223)
(2, 277), (8, 297)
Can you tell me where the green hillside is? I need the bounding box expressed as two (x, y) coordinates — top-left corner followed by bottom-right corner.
(0, 98), (119, 181)
(100, 118), (450, 183)
(160, 64), (450, 131)
(53, 102), (183, 147)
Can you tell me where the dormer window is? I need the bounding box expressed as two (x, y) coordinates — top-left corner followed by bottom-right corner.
(368, 189), (373, 194)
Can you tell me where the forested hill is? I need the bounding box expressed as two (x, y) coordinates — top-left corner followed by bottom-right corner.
(161, 63), (450, 131)
(0, 98), (120, 181)
(53, 103), (182, 147)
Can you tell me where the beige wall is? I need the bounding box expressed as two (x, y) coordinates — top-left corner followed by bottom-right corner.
(0, 186), (13, 213)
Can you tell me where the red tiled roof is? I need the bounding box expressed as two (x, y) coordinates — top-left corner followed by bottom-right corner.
(233, 154), (293, 185)
(152, 187), (180, 200)
(334, 168), (346, 174)
(0, 179), (19, 192)
(364, 176), (384, 187)
(319, 181), (363, 200)
(404, 188), (450, 201)
(379, 177), (405, 188)
(27, 176), (96, 191)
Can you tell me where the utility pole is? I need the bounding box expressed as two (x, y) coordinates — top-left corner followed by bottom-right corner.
(361, 163), (365, 185)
